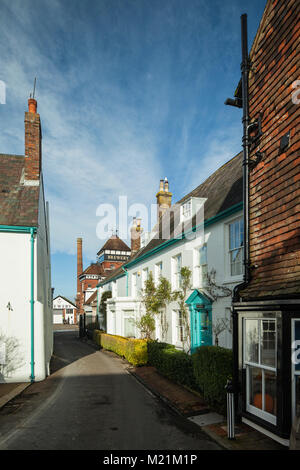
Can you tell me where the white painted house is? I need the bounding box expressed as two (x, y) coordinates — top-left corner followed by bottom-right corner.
(97, 153), (243, 352)
(0, 97), (53, 383)
(53, 296), (77, 324)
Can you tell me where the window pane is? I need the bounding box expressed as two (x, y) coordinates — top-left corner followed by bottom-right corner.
(229, 223), (235, 250)
(235, 220), (240, 248)
(260, 320), (276, 367)
(295, 321), (300, 372)
(240, 219), (244, 246)
(177, 311), (184, 342)
(296, 376), (300, 417)
(199, 245), (207, 265)
(230, 248), (242, 276)
(124, 318), (135, 338)
(245, 319), (259, 363)
(264, 369), (276, 415)
(249, 366), (262, 409)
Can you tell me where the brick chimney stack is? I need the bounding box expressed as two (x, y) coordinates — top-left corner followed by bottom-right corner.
(131, 217), (142, 255)
(24, 98), (41, 182)
(76, 238), (83, 314)
(156, 177), (172, 220)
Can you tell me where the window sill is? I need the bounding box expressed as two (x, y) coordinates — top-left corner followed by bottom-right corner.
(223, 276), (243, 285)
(246, 404), (277, 426)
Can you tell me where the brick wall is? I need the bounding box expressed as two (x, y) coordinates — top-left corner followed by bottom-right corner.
(242, 0), (300, 299)
(24, 109), (41, 180)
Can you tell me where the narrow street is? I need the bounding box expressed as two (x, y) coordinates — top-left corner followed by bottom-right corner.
(0, 331), (220, 450)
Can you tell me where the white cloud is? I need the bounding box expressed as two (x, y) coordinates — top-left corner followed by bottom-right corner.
(0, 0), (163, 260)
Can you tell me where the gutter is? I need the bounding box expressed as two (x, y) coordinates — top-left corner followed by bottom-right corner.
(0, 225), (37, 382)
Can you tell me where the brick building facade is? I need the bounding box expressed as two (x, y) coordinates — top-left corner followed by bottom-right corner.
(76, 234), (131, 317)
(232, 0), (300, 445)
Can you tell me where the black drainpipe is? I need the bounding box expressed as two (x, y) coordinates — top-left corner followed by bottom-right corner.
(233, 13), (251, 301)
(231, 14), (252, 416)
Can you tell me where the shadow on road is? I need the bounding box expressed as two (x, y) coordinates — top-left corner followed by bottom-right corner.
(50, 330), (98, 374)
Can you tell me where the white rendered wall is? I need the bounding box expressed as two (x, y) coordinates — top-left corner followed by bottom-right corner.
(0, 231), (33, 382)
(99, 209), (242, 350)
(36, 180), (53, 380)
(0, 182), (53, 383)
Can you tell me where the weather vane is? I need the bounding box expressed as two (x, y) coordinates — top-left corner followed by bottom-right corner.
(29, 77), (37, 99)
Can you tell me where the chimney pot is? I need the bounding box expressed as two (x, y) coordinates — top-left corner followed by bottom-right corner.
(28, 98), (37, 114)
(164, 177), (169, 192)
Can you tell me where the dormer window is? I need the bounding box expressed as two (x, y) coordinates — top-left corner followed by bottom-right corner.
(180, 197), (206, 223)
(181, 199), (192, 220)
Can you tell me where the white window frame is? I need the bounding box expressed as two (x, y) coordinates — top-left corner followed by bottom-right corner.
(142, 267), (149, 288)
(131, 272), (137, 298)
(193, 244), (207, 288)
(171, 309), (184, 347)
(112, 280), (117, 297)
(224, 216), (244, 283)
(243, 317), (277, 425)
(291, 319), (300, 422)
(172, 254), (182, 291)
(155, 314), (162, 341)
(123, 311), (136, 338)
(229, 217), (243, 277)
(155, 262), (163, 286)
(177, 310), (185, 343)
(181, 199), (192, 222)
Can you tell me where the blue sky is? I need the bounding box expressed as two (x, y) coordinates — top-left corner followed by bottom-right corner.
(0, 0), (266, 301)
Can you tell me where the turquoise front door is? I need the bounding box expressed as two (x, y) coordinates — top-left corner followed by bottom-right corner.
(186, 290), (212, 354)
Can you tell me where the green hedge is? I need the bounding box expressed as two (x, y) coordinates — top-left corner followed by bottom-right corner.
(192, 346), (233, 414)
(147, 341), (197, 390)
(93, 330), (148, 366)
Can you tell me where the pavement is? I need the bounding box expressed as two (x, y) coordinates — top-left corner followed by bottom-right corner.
(128, 365), (287, 451)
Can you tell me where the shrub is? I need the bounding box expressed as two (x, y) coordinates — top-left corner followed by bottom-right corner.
(147, 341), (197, 390)
(93, 330), (147, 366)
(192, 346), (233, 414)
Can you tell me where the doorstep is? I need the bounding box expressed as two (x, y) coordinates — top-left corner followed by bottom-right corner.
(129, 365), (287, 451)
(0, 383), (31, 410)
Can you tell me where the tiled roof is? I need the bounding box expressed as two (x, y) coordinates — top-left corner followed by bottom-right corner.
(100, 152), (243, 285)
(97, 234), (131, 255)
(0, 154), (40, 227)
(131, 151), (243, 258)
(178, 152), (243, 219)
(81, 263), (106, 276)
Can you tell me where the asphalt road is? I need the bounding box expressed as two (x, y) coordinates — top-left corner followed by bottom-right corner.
(0, 331), (220, 450)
